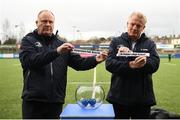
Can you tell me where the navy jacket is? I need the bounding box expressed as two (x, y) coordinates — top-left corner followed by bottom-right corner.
(19, 30), (98, 103)
(106, 32), (160, 106)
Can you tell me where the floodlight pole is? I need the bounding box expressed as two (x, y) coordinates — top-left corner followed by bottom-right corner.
(72, 26), (77, 41)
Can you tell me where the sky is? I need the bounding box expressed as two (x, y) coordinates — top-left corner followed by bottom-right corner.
(0, 0), (180, 41)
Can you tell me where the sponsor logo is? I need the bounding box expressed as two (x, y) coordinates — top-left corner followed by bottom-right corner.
(35, 42), (42, 47)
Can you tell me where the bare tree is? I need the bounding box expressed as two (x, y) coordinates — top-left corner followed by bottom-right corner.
(17, 22), (26, 41)
(2, 19), (11, 43)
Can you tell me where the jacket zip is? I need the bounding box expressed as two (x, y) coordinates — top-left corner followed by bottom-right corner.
(50, 62), (53, 81)
(49, 44), (54, 101)
(25, 70), (30, 89)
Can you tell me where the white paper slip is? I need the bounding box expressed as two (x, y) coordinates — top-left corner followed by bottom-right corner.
(72, 48), (101, 55)
(116, 52), (150, 57)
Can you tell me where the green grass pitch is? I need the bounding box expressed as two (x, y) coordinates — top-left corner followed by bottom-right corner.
(0, 58), (180, 118)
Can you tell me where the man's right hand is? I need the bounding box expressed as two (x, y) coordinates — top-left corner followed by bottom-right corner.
(57, 43), (74, 54)
(118, 47), (132, 53)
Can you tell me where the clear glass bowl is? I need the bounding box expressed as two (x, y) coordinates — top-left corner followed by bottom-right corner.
(75, 85), (105, 109)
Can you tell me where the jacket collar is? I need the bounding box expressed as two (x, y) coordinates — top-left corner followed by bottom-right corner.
(121, 32), (147, 42)
(33, 29), (56, 45)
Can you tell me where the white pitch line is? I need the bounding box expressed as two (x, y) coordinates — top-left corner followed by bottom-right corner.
(164, 63), (176, 66)
(13, 63), (21, 66)
(92, 67), (97, 98)
(68, 82), (110, 84)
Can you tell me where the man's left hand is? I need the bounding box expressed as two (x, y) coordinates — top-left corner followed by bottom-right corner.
(95, 51), (108, 63)
(129, 56), (147, 68)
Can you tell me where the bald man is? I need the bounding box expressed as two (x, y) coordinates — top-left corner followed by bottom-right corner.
(19, 10), (107, 119)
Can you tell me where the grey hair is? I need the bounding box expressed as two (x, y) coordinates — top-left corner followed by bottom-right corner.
(128, 11), (147, 24)
(37, 10), (55, 18)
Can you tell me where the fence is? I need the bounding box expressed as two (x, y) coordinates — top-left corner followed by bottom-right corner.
(1, 53), (180, 59)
